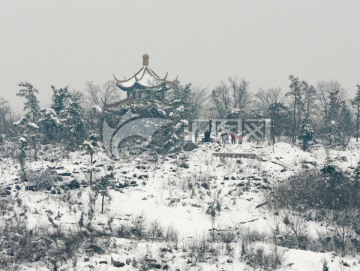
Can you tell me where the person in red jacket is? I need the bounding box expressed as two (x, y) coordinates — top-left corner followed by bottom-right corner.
(231, 132), (236, 144)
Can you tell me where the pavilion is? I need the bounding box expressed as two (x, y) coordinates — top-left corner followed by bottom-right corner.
(105, 54), (177, 111)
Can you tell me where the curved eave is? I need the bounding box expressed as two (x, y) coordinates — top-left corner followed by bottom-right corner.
(114, 67), (177, 91)
(117, 81), (172, 92)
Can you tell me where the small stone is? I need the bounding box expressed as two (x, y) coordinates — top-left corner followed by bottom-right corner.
(111, 255), (125, 267)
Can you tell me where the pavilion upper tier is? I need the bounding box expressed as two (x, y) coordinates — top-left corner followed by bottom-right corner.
(113, 54), (178, 95)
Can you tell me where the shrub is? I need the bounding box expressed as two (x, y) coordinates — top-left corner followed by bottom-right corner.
(268, 166), (360, 211)
(0, 214), (85, 270)
(26, 168), (56, 191)
(240, 241), (284, 270)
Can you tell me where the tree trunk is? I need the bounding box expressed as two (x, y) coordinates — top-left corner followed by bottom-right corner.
(357, 106), (359, 142)
(90, 153), (93, 184)
(34, 142), (37, 161)
(101, 194), (105, 214)
(293, 101), (296, 143)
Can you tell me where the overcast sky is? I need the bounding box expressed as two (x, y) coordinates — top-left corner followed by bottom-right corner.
(1, 0), (359, 113)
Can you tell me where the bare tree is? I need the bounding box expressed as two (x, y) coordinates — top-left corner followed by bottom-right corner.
(84, 80), (120, 109)
(188, 86), (210, 119)
(229, 77), (251, 117)
(254, 88), (281, 117)
(316, 80), (347, 119)
(83, 80), (120, 133)
(211, 81), (233, 118)
(210, 76), (252, 118)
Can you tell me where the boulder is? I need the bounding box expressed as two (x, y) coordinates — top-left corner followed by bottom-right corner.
(179, 162), (189, 169)
(111, 254), (125, 267)
(66, 180), (80, 190)
(183, 142), (198, 152)
(145, 258), (161, 269)
(85, 243), (105, 254)
(1, 189), (11, 196)
(25, 184), (38, 191)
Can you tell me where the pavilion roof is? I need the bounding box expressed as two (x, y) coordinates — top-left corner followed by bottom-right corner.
(113, 54), (177, 91)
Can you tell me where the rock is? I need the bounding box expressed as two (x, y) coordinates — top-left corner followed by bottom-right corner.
(1, 190), (11, 196)
(25, 184), (38, 191)
(179, 162), (189, 169)
(138, 175), (148, 179)
(58, 172), (71, 177)
(66, 180), (80, 190)
(84, 257), (90, 262)
(99, 260), (107, 264)
(111, 255), (125, 267)
(183, 142), (198, 152)
(146, 258), (161, 269)
(85, 244), (105, 254)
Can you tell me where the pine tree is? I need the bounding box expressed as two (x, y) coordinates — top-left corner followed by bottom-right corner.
(13, 116), (42, 161)
(83, 132), (101, 184)
(58, 93), (87, 149)
(51, 86), (87, 149)
(92, 172), (115, 214)
(17, 82), (40, 122)
(336, 102), (354, 146)
(128, 82), (194, 154)
(299, 117), (313, 151)
(352, 85), (360, 142)
(0, 97), (10, 136)
(38, 107), (61, 143)
(302, 82), (317, 119)
(51, 86), (70, 114)
(286, 76), (304, 143)
(322, 89), (354, 146)
(17, 136), (28, 180)
(268, 102), (291, 145)
(24, 122), (41, 161)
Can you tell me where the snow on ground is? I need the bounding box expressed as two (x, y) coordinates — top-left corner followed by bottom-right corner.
(0, 140), (359, 270)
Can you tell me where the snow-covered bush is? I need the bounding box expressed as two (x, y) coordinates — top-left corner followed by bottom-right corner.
(268, 166), (360, 211)
(26, 168), (57, 191)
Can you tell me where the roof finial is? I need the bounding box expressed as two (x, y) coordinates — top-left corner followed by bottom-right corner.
(143, 54), (149, 66)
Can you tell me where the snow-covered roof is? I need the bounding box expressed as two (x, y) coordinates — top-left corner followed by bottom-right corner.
(113, 54), (177, 92)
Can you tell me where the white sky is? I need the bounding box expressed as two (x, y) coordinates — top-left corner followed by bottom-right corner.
(1, 0), (359, 112)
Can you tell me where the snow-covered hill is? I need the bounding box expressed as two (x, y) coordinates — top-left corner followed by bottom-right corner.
(0, 140), (359, 270)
